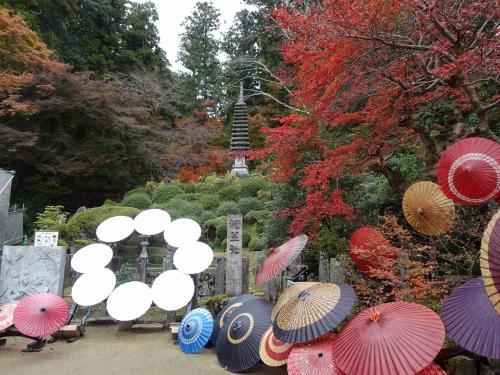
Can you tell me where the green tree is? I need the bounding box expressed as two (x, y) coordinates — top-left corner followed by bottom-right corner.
(178, 1), (221, 101)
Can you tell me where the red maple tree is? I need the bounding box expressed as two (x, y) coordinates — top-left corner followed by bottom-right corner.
(254, 0), (498, 235)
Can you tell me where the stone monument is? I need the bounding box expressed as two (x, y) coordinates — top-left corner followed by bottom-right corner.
(0, 246), (66, 304)
(0, 169), (14, 248)
(225, 214), (243, 295)
(230, 83), (250, 178)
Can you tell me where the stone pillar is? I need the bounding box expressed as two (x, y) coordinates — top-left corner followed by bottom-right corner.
(163, 245), (176, 327)
(330, 258), (345, 284)
(214, 257), (226, 295)
(0, 170), (13, 249)
(136, 236), (149, 283)
(226, 214), (243, 296)
(319, 252), (329, 282)
(265, 277), (281, 303)
(242, 257), (249, 294)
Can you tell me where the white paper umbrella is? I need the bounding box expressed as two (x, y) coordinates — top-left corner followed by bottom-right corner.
(106, 281), (152, 321)
(174, 241), (214, 274)
(71, 243), (113, 273)
(151, 270), (194, 311)
(96, 216), (135, 243)
(163, 218), (201, 248)
(134, 209), (171, 236)
(71, 268), (116, 307)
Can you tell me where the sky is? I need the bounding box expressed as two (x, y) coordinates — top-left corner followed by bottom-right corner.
(135, 0), (251, 72)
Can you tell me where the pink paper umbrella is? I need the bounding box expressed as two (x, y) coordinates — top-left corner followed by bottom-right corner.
(14, 293), (68, 337)
(0, 301), (19, 331)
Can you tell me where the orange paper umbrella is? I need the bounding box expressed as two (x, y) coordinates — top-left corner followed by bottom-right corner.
(437, 137), (500, 205)
(271, 281), (320, 321)
(416, 363), (447, 375)
(287, 333), (344, 375)
(481, 209), (500, 313)
(13, 293), (68, 337)
(402, 181), (455, 236)
(259, 326), (293, 367)
(0, 301), (19, 331)
(349, 227), (395, 277)
(332, 302), (445, 375)
(256, 235), (308, 285)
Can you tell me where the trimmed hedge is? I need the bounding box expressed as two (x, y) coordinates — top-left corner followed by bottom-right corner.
(123, 187), (149, 198)
(121, 192), (152, 209)
(153, 184), (184, 204)
(238, 197), (263, 215)
(164, 198), (204, 221)
(239, 178), (268, 197)
(249, 236), (266, 252)
(218, 186), (240, 201)
(216, 201), (240, 216)
(66, 206), (140, 241)
(244, 210), (270, 225)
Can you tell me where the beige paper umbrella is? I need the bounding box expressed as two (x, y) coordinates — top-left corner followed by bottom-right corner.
(480, 209), (500, 313)
(402, 181), (455, 236)
(271, 282), (320, 321)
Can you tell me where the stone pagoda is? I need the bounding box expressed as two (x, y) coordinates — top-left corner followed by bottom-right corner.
(230, 83), (250, 178)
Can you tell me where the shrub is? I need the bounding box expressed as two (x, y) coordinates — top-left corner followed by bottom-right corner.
(200, 210), (217, 223)
(204, 216), (227, 241)
(216, 201), (240, 216)
(218, 186), (240, 201)
(198, 194), (219, 210)
(121, 192), (152, 209)
(244, 210), (270, 225)
(194, 183), (213, 194)
(164, 198), (203, 221)
(182, 183), (196, 193)
(221, 239), (227, 249)
(66, 206), (140, 241)
(239, 177), (268, 197)
(152, 183), (184, 203)
(238, 197), (264, 215)
(242, 232), (251, 247)
(34, 205), (68, 231)
(249, 236), (266, 252)
(123, 187), (149, 198)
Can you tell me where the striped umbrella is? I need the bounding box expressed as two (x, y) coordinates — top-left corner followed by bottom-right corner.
(441, 278), (500, 359)
(0, 301), (19, 331)
(13, 293), (68, 337)
(332, 302), (445, 375)
(437, 137), (500, 205)
(287, 333), (344, 375)
(271, 281), (320, 321)
(273, 283), (356, 344)
(349, 227), (395, 277)
(259, 326), (293, 367)
(210, 294), (257, 344)
(178, 308), (213, 354)
(216, 299), (273, 373)
(480, 209), (500, 313)
(402, 181), (455, 236)
(416, 363), (447, 375)
(256, 235), (308, 285)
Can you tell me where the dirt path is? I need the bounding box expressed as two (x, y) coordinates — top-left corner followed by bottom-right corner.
(0, 326), (287, 375)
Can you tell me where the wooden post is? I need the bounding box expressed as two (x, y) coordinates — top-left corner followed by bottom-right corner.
(225, 214), (243, 296)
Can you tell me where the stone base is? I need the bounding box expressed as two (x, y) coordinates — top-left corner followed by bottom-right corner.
(231, 157), (249, 178)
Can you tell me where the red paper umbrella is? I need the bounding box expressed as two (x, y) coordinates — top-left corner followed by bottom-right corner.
(416, 363), (447, 375)
(332, 302), (445, 375)
(256, 235), (308, 285)
(437, 137), (500, 205)
(287, 333), (344, 375)
(259, 326), (293, 367)
(349, 227), (395, 277)
(0, 301), (19, 331)
(14, 293), (68, 337)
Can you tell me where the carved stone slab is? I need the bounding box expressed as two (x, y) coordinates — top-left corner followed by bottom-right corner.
(0, 246), (66, 304)
(226, 214), (243, 295)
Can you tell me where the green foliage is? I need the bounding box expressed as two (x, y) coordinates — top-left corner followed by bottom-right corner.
(175, 193), (219, 210)
(124, 187), (149, 198)
(248, 236), (266, 252)
(121, 192), (152, 209)
(34, 205), (69, 231)
(216, 201), (240, 216)
(242, 231), (251, 247)
(66, 206), (140, 241)
(244, 210), (270, 225)
(199, 294), (230, 316)
(204, 216), (227, 241)
(153, 184), (184, 204)
(200, 210), (217, 223)
(238, 197), (263, 215)
(194, 182), (214, 194)
(218, 186), (240, 201)
(239, 177), (268, 197)
(163, 198), (204, 221)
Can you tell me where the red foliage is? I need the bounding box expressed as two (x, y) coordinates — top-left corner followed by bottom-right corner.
(255, 0), (498, 236)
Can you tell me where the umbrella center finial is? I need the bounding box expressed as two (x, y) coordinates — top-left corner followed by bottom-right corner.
(233, 320), (243, 332)
(298, 290), (310, 301)
(417, 207), (425, 215)
(318, 352), (324, 358)
(370, 310), (381, 322)
(39, 307), (47, 313)
(186, 324), (192, 331)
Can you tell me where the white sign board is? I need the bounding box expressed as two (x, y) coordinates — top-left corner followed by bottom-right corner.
(34, 231), (59, 247)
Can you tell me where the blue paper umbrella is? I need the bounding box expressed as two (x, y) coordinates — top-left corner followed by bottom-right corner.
(178, 308), (214, 354)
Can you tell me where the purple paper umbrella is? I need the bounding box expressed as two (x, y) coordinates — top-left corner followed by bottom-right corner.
(441, 278), (500, 359)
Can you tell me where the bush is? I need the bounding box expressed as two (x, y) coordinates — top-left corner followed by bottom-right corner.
(248, 236), (266, 252)
(194, 183), (213, 194)
(216, 201), (240, 216)
(221, 239), (228, 249)
(204, 216), (227, 241)
(238, 197), (264, 215)
(244, 210), (270, 225)
(175, 193), (219, 210)
(182, 183), (196, 193)
(152, 183), (184, 203)
(200, 210), (217, 223)
(242, 232), (251, 247)
(239, 178), (268, 198)
(123, 187), (149, 198)
(121, 192), (152, 209)
(34, 205), (68, 232)
(66, 206), (140, 241)
(218, 186), (240, 201)
(164, 198), (203, 221)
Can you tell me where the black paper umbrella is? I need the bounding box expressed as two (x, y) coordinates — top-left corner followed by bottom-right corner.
(216, 299), (273, 373)
(210, 294), (257, 345)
